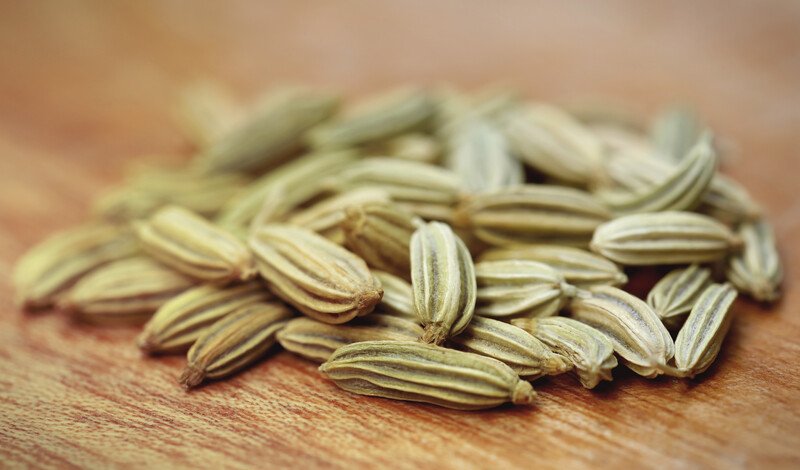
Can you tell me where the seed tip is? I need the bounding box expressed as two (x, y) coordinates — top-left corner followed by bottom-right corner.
(136, 333), (160, 354)
(511, 380), (536, 405)
(421, 323), (449, 345)
(356, 287), (384, 315)
(179, 365), (206, 390)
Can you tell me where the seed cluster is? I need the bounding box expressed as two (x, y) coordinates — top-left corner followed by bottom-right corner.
(13, 83), (781, 408)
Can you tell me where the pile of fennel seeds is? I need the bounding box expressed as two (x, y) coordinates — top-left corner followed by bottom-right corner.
(12, 82), (782, 410)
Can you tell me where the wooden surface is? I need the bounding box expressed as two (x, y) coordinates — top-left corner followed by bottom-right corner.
(1, 1), (800, 468)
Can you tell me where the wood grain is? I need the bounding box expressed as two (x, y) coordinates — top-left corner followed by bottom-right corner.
(2, 1), (800, 468)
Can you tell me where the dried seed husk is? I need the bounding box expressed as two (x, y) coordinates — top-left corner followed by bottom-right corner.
(319, 340), (536, 410)
(568, 286), (674, 378)
(672, 283), (737, 378)
(590, 211), (741, 266)
(726, 220), (782, 302)
(286, 188), (391, 242)
(179, 301), (294, 389)
(651, 106), (703, 163)
(325, 157), (464, 221)
(13, 223), (139, 310)
(340, 201), (423, 279)
(173, 79), (242, 149)
(647, 265), (712, 325)
(136, 206), (256, 283)
(456, 185), (612, 247)
(411, 222), (477, 345)
(308, 88), (436, 149)
(193, 88), (339, 174)
(444, 117), (524, 193)
(249, 225), (383, 324)
(474, 260), (578, 318)
(372, 271), (415, 318)
(216, 149), (360, 230)
(512, 316), (618, 389)
(449, 316), (572, 379)
(597, 133), (717, 214)
(501, 104), (604, 186)
(59, 256), (195, 325)
(276, 314), (423, 363)
(137, 281), (273, 354)
(479, 244), (628, 287)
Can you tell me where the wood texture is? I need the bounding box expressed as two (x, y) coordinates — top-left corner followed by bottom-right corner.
(2, 1), (800, 468)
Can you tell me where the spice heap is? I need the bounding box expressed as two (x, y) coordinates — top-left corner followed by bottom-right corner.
(13, 83), (782, 410)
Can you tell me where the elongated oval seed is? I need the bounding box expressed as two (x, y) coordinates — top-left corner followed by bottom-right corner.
(216, 149), (360, 230)
(372, 271), (415, 318)
(434, 86), (508, 132)
(478, 244), (627, 287)
(59, 256), (195, 325)
(13, 223), (139, 310)
(193, 88), (339, 174)
(568, 286), (674, 378)
(136, 206), (256, 283)
(449, 316), (572, 378)
(277, 314), (423, 363)
(137, 281), (273, 354)
(286, 188), (392, 242)
(246, 179), (332, 234)
(95, 169), (249, 222)
(598, 133), (761, 224)
(590, 211), (740, 265)
(598, 133), (717, 214)
(567, 102), (644, 131)
(444, 118), (524, 193)
(308, 88), (435, 149)
(434, 85), (521, 135)
(340, 201), (423, 280)
(647, 265), (712, 324)
(179, 301), (294, 389)
(501, 104), (604, 186)
(325, 158), (464, 221)
(470, 189), (601, 240)
(673, 283), (737, 378)
(597, 135), (760, 225)
(512, 316), (617, 389)
(726, 220), (782, 302)
(474, 260), (577, 318)
(651, 106), (703, 163)
(698, 174), (762, 225)
(594, 138), (673, 192)
(381, 133), (441, 164)
(174, 79), (242, 149)
(411, 222), (477, 345)
(319, 340), (536, 410)
(249, 225), (383, 324)
(456, 185), (612, 247)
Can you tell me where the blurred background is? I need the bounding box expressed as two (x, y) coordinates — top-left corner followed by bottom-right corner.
(0, 0), (798, 227)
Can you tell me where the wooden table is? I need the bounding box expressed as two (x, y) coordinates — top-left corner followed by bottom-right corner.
(1, 1), (799, 468)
